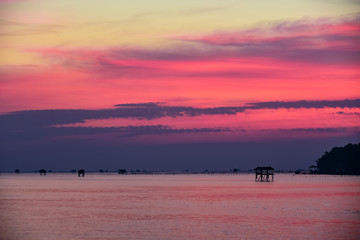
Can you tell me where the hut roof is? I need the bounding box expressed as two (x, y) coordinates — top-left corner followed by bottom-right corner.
(254, 166), (274, 170)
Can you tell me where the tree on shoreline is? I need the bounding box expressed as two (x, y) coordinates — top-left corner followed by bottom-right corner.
(316, 143), (360, 175)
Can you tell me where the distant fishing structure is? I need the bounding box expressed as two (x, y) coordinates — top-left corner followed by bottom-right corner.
(254, 167), (274, 182)
(78, 169), (85, 177)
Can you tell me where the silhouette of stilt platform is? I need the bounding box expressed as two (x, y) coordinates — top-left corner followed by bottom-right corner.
(78, 169), (85, 177)
(254, 167), (274, 182)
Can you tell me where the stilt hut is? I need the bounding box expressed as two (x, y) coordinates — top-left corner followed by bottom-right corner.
(308, 165), (318, 174)
(78, 169), (85, 177)
(254, 166), (274, 182)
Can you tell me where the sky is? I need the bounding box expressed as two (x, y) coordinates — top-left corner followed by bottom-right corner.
(0, 0), (359, 171)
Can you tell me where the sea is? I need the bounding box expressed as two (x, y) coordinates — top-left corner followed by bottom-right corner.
(0, 173), (359, 240)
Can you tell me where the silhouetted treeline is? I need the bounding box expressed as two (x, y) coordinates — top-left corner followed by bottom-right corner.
(316, 143), (360, 175)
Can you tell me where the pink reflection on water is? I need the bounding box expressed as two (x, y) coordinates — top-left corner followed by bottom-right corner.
(0, 174), (359, 240)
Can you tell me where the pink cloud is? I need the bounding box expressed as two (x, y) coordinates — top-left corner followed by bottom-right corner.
(173, 14), (360, 64)
(28, 14), (360, 82)
(175, 15), (360, 45)
(1, 14), (358, 114)
(2, 53), (359, 114)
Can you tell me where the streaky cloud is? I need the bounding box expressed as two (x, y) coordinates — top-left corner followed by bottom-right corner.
(0, 19), (63, 36)
(115, 102), (164, 107)
(0, 99), (359, 130)
(336, 111), (360, 116)
(0, 123), (230, 143)
(119, 125), (230, 137)
(174, 14), (360, 64)
(282, 127), (360, 133)
(27, 14), (360, 82)
(247, 99), (360, 109)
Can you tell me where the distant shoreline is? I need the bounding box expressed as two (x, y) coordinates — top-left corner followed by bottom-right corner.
(1, 171), (360, 176)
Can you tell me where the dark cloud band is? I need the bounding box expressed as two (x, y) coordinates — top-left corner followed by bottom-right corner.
(1, 99), (359, 129)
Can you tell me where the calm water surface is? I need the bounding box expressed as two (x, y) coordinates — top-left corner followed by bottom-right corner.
(0, 174), (359, 240)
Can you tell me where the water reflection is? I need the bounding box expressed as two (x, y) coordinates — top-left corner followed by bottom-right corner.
(0, 174), (359, 240)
